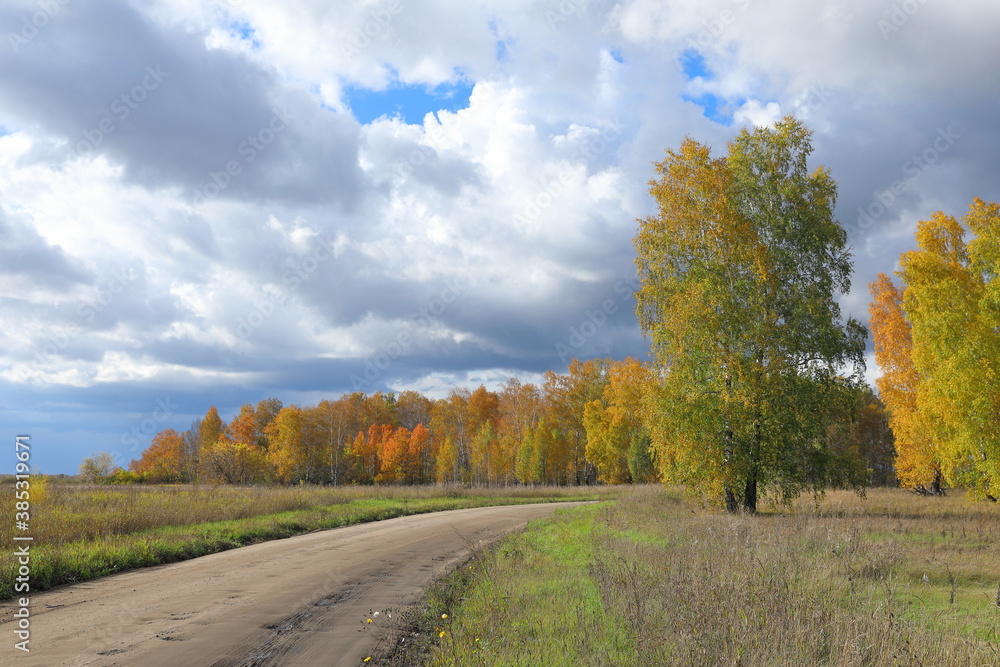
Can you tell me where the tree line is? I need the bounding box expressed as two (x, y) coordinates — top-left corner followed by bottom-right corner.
(97, 354), (892, 492)
(115, 359), (661, 487)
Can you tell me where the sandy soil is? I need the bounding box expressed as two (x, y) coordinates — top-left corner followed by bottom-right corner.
(1, 502), (587, 666)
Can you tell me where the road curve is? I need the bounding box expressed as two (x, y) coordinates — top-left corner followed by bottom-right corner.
(2, 502), (589, 666)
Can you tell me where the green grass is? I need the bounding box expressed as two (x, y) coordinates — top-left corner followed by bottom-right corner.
(0, 482), (617, 599)
(447, 505), (636, 666)
(393, 486), (1000, 666)
(392, 504), (636, 666)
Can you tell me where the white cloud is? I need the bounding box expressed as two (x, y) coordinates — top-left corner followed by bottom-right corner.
(733, 99), (782, 127)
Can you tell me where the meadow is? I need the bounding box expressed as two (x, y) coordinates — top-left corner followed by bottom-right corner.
(388, 486), (1000, 666)
(0, 481), (616, 599)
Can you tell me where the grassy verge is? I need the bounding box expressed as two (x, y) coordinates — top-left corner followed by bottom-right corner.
(391, 486), (1000, 665)
(0, 483), (617, 600)
(371, 503), (634, 666)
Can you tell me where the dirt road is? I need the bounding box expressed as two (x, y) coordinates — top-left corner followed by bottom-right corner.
(2, 502), (587, 666)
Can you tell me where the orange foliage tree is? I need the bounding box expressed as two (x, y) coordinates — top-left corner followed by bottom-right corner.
(869, 273), (938, 492)
(376, 426), (413, 484)
(201, 404), (270, 484)
(408, 423), (434, 484)
(129, 428), (187, 482)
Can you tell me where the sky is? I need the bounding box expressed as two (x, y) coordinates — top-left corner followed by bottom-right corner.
(2, 0), (998, 474)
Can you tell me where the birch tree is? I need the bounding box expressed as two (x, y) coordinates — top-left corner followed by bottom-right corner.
(635, 117), (867, 512)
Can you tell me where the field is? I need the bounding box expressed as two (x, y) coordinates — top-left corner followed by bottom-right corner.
(392, 486), (1000, 666)
(0, 481), (616, 599)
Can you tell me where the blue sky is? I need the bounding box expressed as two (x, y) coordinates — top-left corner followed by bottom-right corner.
(1, 0), (999, 473)
(680, 49), (741, 124)
(345, 79), (475, 125)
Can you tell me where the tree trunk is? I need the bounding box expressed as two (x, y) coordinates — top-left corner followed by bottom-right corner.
(725, 486), (738, 513)
(743, 475), (757, 513)
(743, 416), (760, 513)
(723, 409), (738, 513)
(931, 469), (943, 496)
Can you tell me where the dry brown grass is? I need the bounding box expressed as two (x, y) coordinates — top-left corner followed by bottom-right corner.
(415, 486), (1000, 666)
(0, 481), (613, 546)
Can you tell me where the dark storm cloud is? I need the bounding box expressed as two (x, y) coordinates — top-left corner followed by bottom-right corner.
(0, 0), (365, 209)
(0, 207), (91, 290)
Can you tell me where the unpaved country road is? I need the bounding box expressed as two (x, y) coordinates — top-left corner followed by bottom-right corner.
(1, 502), (589, 666)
